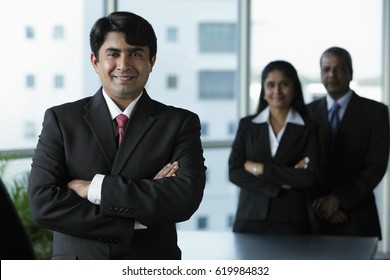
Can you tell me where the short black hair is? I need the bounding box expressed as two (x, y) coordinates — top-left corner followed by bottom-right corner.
(320, 46), (353, 79)
(89, 11), (157, 62)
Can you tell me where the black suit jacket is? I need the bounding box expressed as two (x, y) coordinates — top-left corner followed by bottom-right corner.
(307, 92), (390, 239)
(28, 89), (206, 259)
(228, 112), (319, 226)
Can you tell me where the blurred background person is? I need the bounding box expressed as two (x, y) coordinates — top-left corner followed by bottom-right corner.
(307, 47), (390, 239)
(229, 60), (319, 234)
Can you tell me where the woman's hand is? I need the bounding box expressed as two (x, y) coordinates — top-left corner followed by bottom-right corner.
(244, 160), (264, 176)
(294, 157), (309, 169)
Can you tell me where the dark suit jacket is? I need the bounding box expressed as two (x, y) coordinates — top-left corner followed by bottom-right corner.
(307, 92), (390, 239)
(28, 89), (206, 259)
(0, 178), (36, 259)
(228, 112), (319, 228)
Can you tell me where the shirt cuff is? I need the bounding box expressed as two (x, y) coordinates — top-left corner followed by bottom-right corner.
(88, 174), (146, 230)
(88, 174), (104, 205)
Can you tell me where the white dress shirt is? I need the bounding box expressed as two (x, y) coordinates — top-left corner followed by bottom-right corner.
(252, 107), (305, 157)
(326, 90), (353, 122)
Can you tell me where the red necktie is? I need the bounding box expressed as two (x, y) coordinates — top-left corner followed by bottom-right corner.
(115, 114), (128, 144)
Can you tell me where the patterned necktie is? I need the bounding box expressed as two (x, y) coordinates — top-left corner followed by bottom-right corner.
(328, 102), (341, 137)
(115, 114), (128, 144)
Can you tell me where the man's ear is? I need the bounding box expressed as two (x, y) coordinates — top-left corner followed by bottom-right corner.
(150, 55), (156, 72)
(90, 52), (99, 73)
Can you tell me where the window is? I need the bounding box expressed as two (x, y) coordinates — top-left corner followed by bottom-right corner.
(26, 75), (35, 88)
(166, 26), (178, 42)
(227, 214), (234, 228)
(25, 26), (34, 39)
(198, 70), (236, 99)
(166, 75), (178, 89)
(228, 121), (237, 136)
(199, 23), (236, 53)
(200, 122), (208, 137)
(54, 75), (64, 89)
(53, 25), (64, 39)
(197, 216), (208, 230)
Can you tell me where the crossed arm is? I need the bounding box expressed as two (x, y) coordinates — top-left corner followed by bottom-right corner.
(68, 162), (180, 199)
(244, 157), (310, 190)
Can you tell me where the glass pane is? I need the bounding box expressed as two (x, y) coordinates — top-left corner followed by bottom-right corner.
(118, 0), (239, 143)
(0, 0), (104, 151)
(250, 0), (382, 113)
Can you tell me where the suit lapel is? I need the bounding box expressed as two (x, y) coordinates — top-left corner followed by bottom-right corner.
(111, 92), (157, 175)
(254, 123), (272, 161)
(338, 92), (359, 133)
(83, 89), (117, 170)
(274, 123), (305, 160)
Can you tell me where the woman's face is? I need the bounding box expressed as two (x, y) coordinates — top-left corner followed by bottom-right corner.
(263, 70), (295, 110)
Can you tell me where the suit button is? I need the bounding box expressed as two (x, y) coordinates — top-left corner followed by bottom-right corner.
(109, 206), (113, 211)
(129, 209), (135, 213)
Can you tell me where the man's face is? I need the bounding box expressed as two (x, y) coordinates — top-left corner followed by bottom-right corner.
(91, 31), (156, 105)
(320, 53), (352, 100)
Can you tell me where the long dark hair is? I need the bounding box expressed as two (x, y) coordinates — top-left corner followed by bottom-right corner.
(256, 60), (307, 117)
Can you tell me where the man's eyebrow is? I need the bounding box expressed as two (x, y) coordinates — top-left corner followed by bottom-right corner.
(105, 47), (120, 53)
(104, 47), (145, 54)
(127, 47), (145, 54)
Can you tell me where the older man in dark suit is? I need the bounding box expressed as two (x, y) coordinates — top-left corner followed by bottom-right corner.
(307, 46), (390, 239)
(28, 11), (206, 259)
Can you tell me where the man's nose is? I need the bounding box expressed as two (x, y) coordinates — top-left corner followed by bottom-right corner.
(117, 54), (132, 70)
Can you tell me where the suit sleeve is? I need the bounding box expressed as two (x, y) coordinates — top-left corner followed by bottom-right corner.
(335, 105), (390, 209)
(228, 119), (281, 197)
(100, 112), (206, 227)
(28, 108), (134, 245)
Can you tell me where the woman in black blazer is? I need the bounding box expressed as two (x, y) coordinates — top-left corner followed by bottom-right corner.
(229, 60), (319, 234)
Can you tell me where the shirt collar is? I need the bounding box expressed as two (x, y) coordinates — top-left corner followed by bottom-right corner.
(102, 89), (143, 120)
(251, 107), (305, 126)
(326, 90), (353, 111)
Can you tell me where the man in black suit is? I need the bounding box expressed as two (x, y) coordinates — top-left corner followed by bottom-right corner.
(28, 11), (206, 259)
(307, 46), (390, 239)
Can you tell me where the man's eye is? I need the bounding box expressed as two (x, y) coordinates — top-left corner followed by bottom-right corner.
(131, 52), (141, 57)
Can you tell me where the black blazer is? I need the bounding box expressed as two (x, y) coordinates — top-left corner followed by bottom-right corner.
(28, 89), (206, 259)
(307, 92), (390, 239)
(229, 112), (319, 224)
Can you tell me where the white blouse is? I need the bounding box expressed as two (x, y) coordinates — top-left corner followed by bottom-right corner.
(251, 107), (305, 157)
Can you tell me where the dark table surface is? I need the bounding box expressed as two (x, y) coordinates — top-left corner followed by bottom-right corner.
(178, 231), (378, 260)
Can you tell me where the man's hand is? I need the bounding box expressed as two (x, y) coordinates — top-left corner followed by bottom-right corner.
(154, 161), (179, 179)
(328, 209), (349, 224)
(312, 194), (341, 221)
(68, 179), (91, 199)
